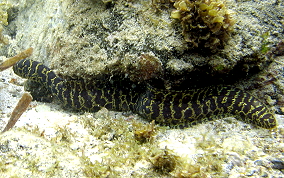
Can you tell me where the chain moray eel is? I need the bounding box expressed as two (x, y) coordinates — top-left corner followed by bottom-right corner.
(13, 59), (277, 129)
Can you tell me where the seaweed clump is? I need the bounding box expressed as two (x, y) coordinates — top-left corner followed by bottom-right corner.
(171, 0), (235, 51)
(150, 149), (179, 174)
(133, 120), (157, 143)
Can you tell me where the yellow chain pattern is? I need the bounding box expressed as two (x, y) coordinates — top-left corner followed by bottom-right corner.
(13, 59), (277, 129)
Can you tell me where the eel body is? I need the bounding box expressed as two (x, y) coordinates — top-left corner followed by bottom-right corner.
(13, 59), (277, 129)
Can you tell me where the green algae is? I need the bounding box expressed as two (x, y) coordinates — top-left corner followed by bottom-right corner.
(260, 31), (271, 54)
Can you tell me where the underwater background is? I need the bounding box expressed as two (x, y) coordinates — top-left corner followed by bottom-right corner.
(0, 0), (284, 177)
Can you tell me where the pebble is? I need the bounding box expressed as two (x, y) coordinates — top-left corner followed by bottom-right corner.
(270, 159), (284, 170)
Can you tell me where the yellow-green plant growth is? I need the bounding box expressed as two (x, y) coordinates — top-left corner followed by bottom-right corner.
(260, 31), (270, 54)
(171, 0), (235, 51)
